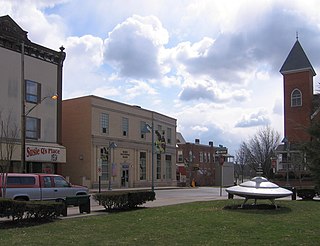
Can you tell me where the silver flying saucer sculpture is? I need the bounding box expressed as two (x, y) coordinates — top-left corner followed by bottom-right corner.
(226, 170), (292, 208)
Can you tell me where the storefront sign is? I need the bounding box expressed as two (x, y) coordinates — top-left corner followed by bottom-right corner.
(120, 150), (130, 159)
(26, 145), (66, 163)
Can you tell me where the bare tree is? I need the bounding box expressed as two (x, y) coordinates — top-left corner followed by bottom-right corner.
(235, 143), (248, 183)
(0, 111), (19, 198)
(236, 126), (280, 179)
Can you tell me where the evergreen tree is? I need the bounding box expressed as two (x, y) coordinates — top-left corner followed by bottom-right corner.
(305, 123), (320, 188)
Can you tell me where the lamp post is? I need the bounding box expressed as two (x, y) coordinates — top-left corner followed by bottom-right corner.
(21, 41), (25, 173)
(188, 150), (193, 187)
(219, 155), (224, 196)
(21, 94), (58, 173)
(108, 142), (117, 190)
(142, 121), (155, 192)
(216, 145), (226, 196)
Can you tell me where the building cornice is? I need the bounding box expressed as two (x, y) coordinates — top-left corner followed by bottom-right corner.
(0, 15), (65, 66)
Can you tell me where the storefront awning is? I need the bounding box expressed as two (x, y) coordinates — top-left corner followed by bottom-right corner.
(26, 143), (66, 163)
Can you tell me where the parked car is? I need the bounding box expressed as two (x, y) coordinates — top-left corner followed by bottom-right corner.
(0, 173), (88, 201)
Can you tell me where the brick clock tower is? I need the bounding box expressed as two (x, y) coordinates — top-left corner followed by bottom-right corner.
(280, 38), (316, 144)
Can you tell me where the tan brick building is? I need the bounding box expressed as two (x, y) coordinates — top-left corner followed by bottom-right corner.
(62, 96), (177, 189)
(0, 15), (66, 174)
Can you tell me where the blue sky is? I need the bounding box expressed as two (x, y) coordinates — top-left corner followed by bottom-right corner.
(2, 0), (320, 155)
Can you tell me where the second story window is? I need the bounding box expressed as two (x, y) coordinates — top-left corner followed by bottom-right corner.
(25, 80), (41, 103)
(291, 89), (302, 107)
(101, 113), (109, 134)
(177, 150), (183, 162)
(122, 117), (129, 136)
(26, 117), (40, 139)
(167, 127), (172, 144)
(199, 152), (204, 163)
(140, 121), (146, 139)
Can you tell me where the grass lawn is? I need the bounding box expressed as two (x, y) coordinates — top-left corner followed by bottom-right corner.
(0, 199), (319, 245)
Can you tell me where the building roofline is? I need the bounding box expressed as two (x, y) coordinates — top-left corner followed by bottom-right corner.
(280, 40), (316, 76)
(62, 95), (177, 121)
(0, 15), (65, 65)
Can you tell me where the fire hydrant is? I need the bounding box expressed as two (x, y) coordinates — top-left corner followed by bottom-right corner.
(191, 179), (196, 187)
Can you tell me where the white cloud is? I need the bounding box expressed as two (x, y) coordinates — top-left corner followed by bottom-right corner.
(91, 86), (120, 98)
(124, 80), (158, 100)
(66, 35), (104, 67)
(235, 110), (271, 128)
(103, 15), (169, 79)
(191, 125), (209, 132)
(62, 35), (105, 98)
(273, 99), (283, 115)
(0, 0), (67, 49)
(178, 79), (250, 103)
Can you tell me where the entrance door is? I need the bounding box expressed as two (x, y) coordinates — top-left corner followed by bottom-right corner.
(121, 169), (129, 188)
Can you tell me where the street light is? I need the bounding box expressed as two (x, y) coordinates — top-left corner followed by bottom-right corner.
(108, 142), (117, 190)
(142, 122), (154, 192)
(21, 94), (58, 173)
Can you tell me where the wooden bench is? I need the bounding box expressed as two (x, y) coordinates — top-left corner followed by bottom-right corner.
(62, 195), (91, 216)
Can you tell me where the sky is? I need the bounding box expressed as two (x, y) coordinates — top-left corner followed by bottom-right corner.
(2, 0), (320, 156)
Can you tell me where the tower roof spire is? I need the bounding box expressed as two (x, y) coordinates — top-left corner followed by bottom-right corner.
(280, 39), (316, 76)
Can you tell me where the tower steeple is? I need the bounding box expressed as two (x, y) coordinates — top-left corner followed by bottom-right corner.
(280, 40), (316, 76)
(280, 39), (315, 143)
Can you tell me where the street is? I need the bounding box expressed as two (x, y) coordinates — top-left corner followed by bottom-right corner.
(144, 187), (228, 207)
(64, 187), (229, 218)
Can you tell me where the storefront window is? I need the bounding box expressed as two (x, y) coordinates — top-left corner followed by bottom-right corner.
(140, 152), (146, 180)
(166, 155), (172, 179)
(157, 154), (161, 179)
(100, 147), (109, 181)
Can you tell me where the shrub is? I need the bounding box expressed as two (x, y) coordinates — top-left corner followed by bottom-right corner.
(0, 199), (25, 220)
(274, 173), (284, 180)
(0, 198), (64, 221)
(296, 188), (316, 200)
(25, 201), (64, 220)
(93, 190), (155, 211)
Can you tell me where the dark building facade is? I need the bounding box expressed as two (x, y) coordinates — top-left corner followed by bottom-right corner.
(176, 139), (234, 187)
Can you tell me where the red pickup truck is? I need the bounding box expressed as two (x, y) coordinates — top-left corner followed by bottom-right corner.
(0, 173), (88, 201)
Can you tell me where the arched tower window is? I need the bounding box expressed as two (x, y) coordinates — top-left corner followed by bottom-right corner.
(291, 89), (302, 107)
